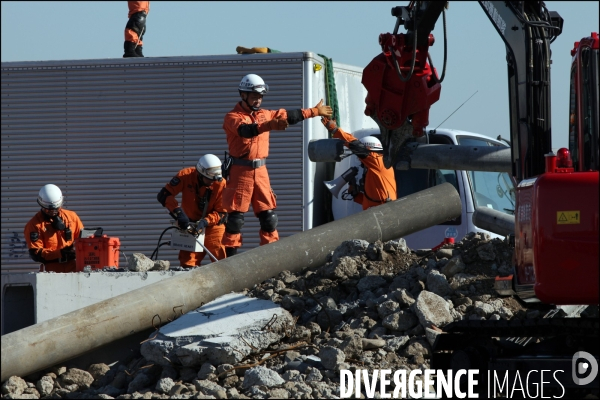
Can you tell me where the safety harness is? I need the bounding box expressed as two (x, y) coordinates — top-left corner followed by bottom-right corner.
(194, 182), (213, 221)
(195, 183), (226, 225)
(354, 164), (392, 205)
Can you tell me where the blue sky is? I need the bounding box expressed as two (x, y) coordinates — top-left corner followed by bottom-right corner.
(2, 1), (598, 149)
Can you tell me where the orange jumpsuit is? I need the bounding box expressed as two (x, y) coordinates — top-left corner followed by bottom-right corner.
(125, 1), (149, 45)
(24, 209), (84, 273)
(162, 167), (227, 266)
(333, 128), (397, 210)
(222, 102), (320, 248)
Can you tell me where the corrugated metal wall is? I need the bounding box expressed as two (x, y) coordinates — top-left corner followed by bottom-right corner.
(1, 54), (317, 272)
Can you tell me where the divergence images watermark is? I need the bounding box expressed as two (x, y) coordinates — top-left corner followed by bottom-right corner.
(339, 351), (599, 398)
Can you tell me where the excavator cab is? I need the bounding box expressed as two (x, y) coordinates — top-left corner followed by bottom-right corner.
(568, 32), (599, 173)
(514, 33), (599, 305)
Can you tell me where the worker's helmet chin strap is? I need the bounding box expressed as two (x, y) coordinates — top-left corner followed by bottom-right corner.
(242, 92), (260, 111)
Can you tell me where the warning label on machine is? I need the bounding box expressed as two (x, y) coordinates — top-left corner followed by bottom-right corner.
(557, 211), (580, 224)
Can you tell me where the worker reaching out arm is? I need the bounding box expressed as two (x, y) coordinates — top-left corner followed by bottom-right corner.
(123, 1), (149, 58)
(221, 74), (332, 256)
(321, 117), (397, 210)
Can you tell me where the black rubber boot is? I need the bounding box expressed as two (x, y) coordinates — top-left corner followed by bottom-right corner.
(123, 41), (140, 58)
(135, 46), (144, 57)
(225, 247), (238, 258)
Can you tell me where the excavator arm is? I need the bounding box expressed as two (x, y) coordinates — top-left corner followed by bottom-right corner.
(362, 1), (445, 169)
(363, 1), (563, 182)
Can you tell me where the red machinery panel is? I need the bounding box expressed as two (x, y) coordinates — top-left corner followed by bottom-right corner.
(520, 171), (599, 304)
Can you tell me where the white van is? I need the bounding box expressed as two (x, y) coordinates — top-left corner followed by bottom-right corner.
(331, 128), (516, 249)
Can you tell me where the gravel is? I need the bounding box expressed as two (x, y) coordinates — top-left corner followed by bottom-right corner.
(3, 232), (568, 399)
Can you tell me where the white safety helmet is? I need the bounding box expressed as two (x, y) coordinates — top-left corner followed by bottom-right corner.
(196, 154), (223, 181)
(37, 184), (64, 209)
(360, 136), (383, 152)
(238, 74), (269, 94)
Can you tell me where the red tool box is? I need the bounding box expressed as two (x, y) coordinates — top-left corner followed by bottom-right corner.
(75, 235), (120, 271)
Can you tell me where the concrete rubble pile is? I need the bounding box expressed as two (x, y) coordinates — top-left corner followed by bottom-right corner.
(2, 233), (594, 399)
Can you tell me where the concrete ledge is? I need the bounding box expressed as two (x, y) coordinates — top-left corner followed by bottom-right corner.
(1, 270), (187, 334)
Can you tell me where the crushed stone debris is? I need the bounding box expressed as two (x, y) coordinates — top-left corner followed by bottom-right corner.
(3, 232), (596, 399)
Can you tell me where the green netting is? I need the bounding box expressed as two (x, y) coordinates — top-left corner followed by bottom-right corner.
(317, 54), (341, 135)
(317, 54), (341, 223)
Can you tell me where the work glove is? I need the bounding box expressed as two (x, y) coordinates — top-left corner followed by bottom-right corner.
(60, 244), (76, 262)
(173, 208), (190, 230)
(197, 219), (209, 231)
(268, 117), (289, 131)
(349, 183), (362, 197)
(51, 215), (66, 231)
(348, 140), (370, 158)
(321, 117), (338, 133)
(347, 183), (356, 197)
(312, 99), (333, 118)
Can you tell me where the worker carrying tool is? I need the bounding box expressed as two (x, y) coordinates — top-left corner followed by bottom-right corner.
(221, 74), (333, 256)
(157, 154), (228, 266)
(24, 184), (85, 273)
(123, 1), (149, 58)
(321, 117), (397, 209)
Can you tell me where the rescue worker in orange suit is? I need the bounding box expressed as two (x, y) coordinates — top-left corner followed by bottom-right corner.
(321, 117), (397, 209)
(24, 184), (84, 273)
(157, 154), (227, 266)
(222, 74), (333, 256)
(123, 1), (149, 58)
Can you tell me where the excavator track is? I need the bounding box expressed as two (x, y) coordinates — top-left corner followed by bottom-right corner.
(434, 317), (599, 349)
(431, 318), (600, 397)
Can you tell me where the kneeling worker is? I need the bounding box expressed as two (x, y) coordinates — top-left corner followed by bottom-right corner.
(321, 117), (397, 209)
(157, 154), (228, 266)
(25, 184), (84, 273)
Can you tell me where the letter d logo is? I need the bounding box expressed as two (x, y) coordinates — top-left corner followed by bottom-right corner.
(572, 351), (598, 385)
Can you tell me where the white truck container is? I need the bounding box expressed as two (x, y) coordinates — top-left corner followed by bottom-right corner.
(1, 52), (376, 274)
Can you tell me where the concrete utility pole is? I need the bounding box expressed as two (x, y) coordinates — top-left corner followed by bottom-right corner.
(473, 206), (515, 237)
(308, 139), (512, 173)
(1, 183), (461, 382)
(395, 143), (512, 172)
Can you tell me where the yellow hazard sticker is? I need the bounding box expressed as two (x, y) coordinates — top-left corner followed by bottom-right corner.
(557, 211), (580, 224)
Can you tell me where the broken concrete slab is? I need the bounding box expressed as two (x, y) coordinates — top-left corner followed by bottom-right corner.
(141, 292), (293, 367)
